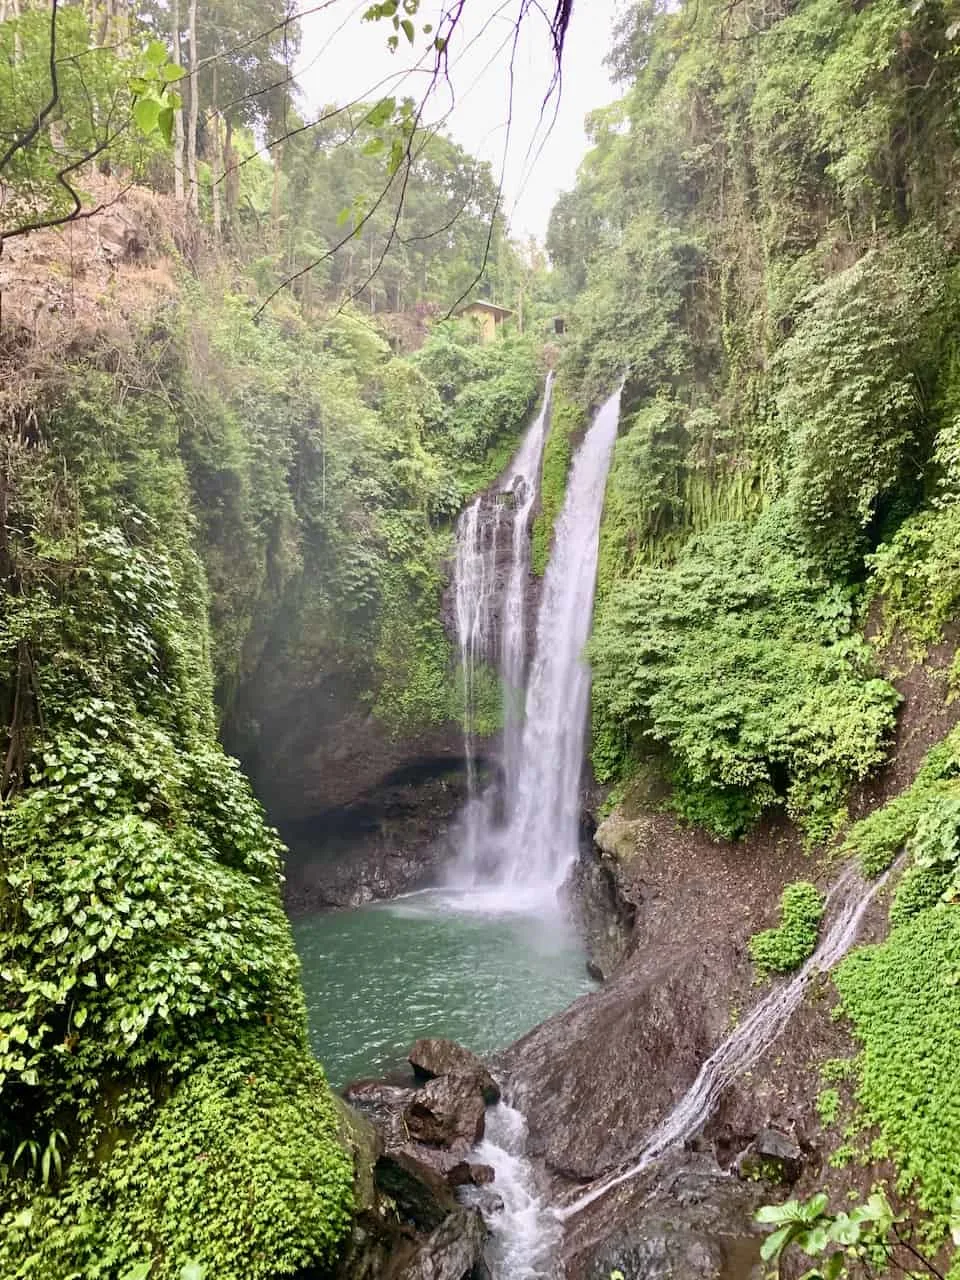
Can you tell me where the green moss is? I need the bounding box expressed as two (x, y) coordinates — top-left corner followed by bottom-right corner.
(532, 390), (584, 576)
(749, 881), (825, 977)
(816, 1087), (841, 1126)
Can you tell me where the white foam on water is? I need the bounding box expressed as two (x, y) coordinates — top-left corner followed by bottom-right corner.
(465, 1103), (561, 1280)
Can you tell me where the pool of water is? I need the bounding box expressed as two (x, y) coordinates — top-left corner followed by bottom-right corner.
(293, 889), (595, 1088)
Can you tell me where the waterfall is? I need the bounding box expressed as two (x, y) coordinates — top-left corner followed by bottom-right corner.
(450, 383), (620, 901)
(454, 495), (505, 866)
(502, 375), (554, 798)
(556, 859), (896, 1221)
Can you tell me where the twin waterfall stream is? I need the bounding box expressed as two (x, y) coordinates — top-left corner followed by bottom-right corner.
(452, 376), (621, 899)
(442, 379), (889, 1279)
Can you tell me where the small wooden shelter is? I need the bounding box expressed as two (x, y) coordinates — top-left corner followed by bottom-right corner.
(457, 300), (514, 344)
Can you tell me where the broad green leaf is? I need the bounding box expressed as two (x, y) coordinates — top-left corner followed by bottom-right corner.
(132, 97), (162, 137)
(756, 1201), (800, 1224)
(761, 1223), (797, 1262)
(158, 107), (175, 145)
(804, 1193), (829, 1221)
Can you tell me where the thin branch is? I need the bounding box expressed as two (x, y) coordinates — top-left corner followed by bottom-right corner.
(890, 1224), (946, 1279)
(0, 139), (131, 248)
(443, 5), (524, 317)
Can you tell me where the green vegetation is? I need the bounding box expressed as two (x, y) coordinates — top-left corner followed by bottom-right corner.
(836, 913), (960, 1260)
(531, 389), (584, 576)
(1, 0), (550, 1268)
(557, 0), (960, 1263)
(755, 1190), (955, 1279)
(0, 392), (352, 1274)
(843, 728), (960, 877)
(551, 0), (960, 848)
(749, 882), (825, 978)
(590, 511), (898, 840)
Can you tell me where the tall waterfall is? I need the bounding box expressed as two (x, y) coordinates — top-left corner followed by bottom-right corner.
(450, 383), (620, 900)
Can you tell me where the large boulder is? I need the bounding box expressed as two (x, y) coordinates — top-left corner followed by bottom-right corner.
(394, 1205), (491, 1280)
(405, 1076), (487, 1148)
(409, 1039), (501, 1105)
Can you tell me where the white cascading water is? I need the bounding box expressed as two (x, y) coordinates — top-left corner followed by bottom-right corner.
(450, 372), (553, 882)
(501, 374), (555, 796)
(463, 1103), (563, 1280)
(454, 495), (505, 866)
(451, 383), (620, 900)
(466, 861), (893, 1280)
(556, 859), (897, 1221)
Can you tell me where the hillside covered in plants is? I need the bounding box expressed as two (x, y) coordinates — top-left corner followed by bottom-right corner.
(0, 0), (557, 1271)
(541, 0), (960, 1269)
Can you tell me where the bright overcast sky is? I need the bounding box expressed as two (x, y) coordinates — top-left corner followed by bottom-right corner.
(295, 0), (623, 241)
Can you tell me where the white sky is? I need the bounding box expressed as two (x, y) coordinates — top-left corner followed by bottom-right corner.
(295, 0), (623, 241)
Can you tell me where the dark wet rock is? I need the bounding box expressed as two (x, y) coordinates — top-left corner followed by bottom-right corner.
(343, 1081), (417, 1149)
(325, 1098), (488, 1280)
(563, 840), (638, 982)
(394, 1205), (490, 1280)
(404, 1077), (486, 1148)
(442, 1160), (497, 1189)
(562, 1155), (766, 1280)
(409, 1039), (501, 1105)
(375, 1148), (461, 1232)
(398, 1145), (494, 1191)
(735, 1129), (804, 1186)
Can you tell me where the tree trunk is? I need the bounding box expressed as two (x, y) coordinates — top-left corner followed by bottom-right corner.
(172, 0), (184, 201)
(271, 142), (283, 232)
(186, 0), (199, 214)
(224, 115), (238, 225)
(211, 65), (221, 239)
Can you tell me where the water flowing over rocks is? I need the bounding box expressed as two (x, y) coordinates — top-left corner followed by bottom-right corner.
(328, 1100), (490, 1280)
(344, 1040), (504, 1192)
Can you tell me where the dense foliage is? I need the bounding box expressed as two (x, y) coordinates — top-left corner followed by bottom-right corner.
(590, 510), (898, 840)
(1, 2), (546, 1268)
(0, 364), (353, 1274)
(749, 882), (825, 977)
(550, 0), (960, 845)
